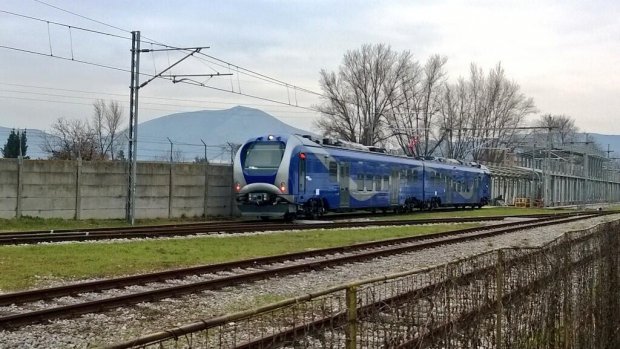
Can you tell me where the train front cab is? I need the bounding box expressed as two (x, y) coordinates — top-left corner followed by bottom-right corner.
(233, 135), (298, 218)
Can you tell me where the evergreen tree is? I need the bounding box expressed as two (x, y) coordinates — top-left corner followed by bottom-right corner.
(1, 129), (28, 158)
(19, 130), (28, 157)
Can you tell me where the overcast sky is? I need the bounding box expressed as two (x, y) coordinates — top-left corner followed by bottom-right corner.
(1, 0), (619, 136)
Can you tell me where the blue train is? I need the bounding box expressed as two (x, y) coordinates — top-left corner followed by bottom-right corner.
(233, 134), (491, 219)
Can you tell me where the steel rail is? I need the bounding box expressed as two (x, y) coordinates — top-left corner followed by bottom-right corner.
(0, 213), (579, 306)
(106, 213), (614, 349)
(0, 212), (582, 245)
(0, 213), (604, 329)
(230, 237), (600, 349)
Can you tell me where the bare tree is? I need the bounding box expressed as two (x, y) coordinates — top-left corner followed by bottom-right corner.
(44, 100), (126, 160)
(315, 44), (412, 146)
(93, 99), (125, 160)
(43, 118), (98, 160)
(439, 63), (536, 163)
(387, 54), (448, 157)
(535, 114), (578, 146)
(440, 77), (472, 159)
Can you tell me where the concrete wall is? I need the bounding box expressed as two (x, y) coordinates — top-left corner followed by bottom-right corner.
(0, 159), (19, 218)
(0, 159), (234, 219)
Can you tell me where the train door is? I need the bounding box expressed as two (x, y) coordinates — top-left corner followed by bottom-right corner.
(390, 169), (399, 205)
(472, 175), (480, 203)
(339, 162), (350, 207)
(298, 154), (307, 195)
(445, 171), (453, 204)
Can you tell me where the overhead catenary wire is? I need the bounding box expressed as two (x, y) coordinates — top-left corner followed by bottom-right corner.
(2, 4), (333, 120)
(1, 44), (322, 115)
(1, 45), (134, 74)
(0, 82), (319, 112)
(0, 9), (131, 40)
(0, 93), (319, 118)
(32, 0), (132, 35)
(24, 1), (323, 97)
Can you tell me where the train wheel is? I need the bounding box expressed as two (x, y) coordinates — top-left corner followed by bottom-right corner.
(283, 212), (296, 222)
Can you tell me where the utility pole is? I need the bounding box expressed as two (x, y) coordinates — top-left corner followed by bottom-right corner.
(127, 31), (140, 225)
(125, 31), (230, 225)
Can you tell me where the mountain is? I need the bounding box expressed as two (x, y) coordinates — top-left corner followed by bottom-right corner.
(0, 126), (49, 159)
(584, 133), (620, 157)
(0, 107), (313, 161)
(135, 106), (315, 162)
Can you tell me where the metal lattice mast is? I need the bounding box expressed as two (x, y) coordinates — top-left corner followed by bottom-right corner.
(127, 31), (140, 224)
(125, 33), (228, 224)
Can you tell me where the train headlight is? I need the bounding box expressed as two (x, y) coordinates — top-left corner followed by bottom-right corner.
(280, 182), (286, 193)
(268, 135), (274, 140)
(235, 182), (241, 192)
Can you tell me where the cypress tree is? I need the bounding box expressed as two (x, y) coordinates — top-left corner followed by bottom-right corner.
(1, 129), (28, 158)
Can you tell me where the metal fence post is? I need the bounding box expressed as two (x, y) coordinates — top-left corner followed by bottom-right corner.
(495, 250), (504, 349)
(345, 285), (358, 349)
(605, 228), (619, 347)
(562, 236), (573, 348)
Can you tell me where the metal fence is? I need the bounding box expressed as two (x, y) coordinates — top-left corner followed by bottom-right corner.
(109, 220), (620, 349)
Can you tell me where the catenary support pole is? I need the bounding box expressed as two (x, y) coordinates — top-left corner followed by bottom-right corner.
(126, 31), (141, 225)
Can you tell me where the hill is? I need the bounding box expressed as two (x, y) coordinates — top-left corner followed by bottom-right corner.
(135, 106), (314, 162)
(585, 133), (620, 157)
(0, 107), (312, 161)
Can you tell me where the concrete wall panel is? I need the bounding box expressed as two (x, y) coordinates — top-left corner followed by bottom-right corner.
(0, 159), (239, 220)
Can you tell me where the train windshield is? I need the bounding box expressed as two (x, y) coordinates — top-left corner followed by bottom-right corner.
(243, 142), (286, 170)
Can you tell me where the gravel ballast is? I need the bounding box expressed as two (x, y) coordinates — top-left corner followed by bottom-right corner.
(1, 214), (619, 348)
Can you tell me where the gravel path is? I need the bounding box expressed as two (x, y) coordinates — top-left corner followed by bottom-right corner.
(1, 214), (618, 348)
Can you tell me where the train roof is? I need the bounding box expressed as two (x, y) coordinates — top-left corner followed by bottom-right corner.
(295, 134), (488, 173)
(242, 134), (489, 173)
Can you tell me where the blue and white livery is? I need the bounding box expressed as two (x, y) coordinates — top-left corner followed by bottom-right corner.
(233, 134), (490, 219)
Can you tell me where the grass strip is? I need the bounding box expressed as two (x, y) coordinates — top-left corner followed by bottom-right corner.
(0, 223), (478, 291)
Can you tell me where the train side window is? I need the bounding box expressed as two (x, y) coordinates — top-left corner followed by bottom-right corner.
(382, 175), (389, 191)
(366, 174), (373, 191)
(408, 170), (415, 185)
(329, 162), (337, 182)
(413, 170), (418, 181)
(374, 175), (381, 191)
(357, 174), (364, 191)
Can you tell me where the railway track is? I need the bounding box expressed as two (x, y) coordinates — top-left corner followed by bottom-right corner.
(0, 212), (582, 245)
(0, 211), (607, 329)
